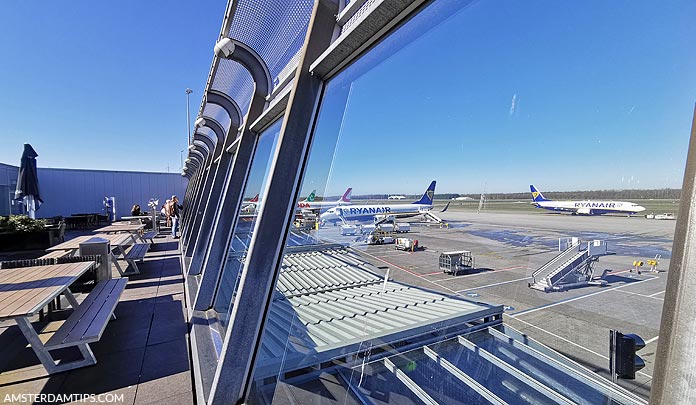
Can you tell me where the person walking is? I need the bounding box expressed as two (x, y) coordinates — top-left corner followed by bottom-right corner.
(170, 195), (183, 238)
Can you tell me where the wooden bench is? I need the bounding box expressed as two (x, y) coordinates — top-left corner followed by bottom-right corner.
(120, 243), (149, 275)
(141, 231), (158, 244)
(39, 250), (73, 260)
(44, 278), (127, 351)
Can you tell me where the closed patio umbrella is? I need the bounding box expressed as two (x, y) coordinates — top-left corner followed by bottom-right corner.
(14, 144), (43, 219)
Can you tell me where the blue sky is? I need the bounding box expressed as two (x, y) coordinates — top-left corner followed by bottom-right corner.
(301, 0), (696, 196)
(0, 1), (226, 173)
(0, 1), (694, 196)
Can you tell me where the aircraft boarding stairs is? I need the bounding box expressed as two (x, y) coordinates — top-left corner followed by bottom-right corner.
(529, 238), (611, 292)
(419, 207), (443, 223)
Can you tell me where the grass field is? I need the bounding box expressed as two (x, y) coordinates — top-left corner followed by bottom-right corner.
(433, 199), (682, 216)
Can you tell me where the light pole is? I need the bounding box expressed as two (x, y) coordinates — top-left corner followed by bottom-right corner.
(185, 88), (193, 145)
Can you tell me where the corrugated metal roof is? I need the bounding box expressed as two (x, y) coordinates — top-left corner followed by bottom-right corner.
(255, 245), (502, 378)
(277, 248), (382, 296)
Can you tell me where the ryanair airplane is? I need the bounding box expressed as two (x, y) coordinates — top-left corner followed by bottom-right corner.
(240, 194), (259, 214)
(530, 185), (646, 215)
(320, 181), (436, 223)
(297, 188), (352, 212)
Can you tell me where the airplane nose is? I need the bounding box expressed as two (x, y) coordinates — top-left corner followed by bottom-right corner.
(637, 206), (646, 212)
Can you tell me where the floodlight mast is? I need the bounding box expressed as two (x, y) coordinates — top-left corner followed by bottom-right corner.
(186, 88), (193, 145)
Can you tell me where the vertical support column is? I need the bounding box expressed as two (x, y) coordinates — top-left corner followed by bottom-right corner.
(187, 145), (234, 273)
(650, 105), (696, 404)
(182, 146), (211, 233)
(183, 120), (226, 248)
(191, 95), (263, 292)
(186, 94), (243, 273)
(208, 1), (339, 403)
(182, 118), (226, 249)
(182, 160), (201, 220)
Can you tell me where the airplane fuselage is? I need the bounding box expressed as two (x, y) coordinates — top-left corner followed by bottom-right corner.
(533, 200), (646, 215)
(321, 203), (431, 223)
(297, 200), (350, 210)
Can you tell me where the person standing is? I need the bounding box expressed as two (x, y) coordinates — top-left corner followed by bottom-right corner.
(170, 195), (183, 238)
(162, 199), (171, 227)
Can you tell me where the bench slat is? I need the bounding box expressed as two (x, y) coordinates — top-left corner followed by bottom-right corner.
(45, 279), (127, 349)
(142, 231), (157, 240)
(80, 283), (125, 342)
(125, 243), (149, 260)
(64, 280), (124, 344)
(44, 281), (112, 347)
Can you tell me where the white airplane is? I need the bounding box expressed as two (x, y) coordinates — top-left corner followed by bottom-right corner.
(452, 196), (474, 201)
(297, 188), (352, 212)
(240, 194), (259, 214)
(320, 181), (437, 224)
(388, 195), (406, 200)
(530, 185), (646, 215)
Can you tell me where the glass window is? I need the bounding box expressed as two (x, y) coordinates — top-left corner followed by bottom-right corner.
(249, 0), (695, 403)
(213, 119), (283, 331)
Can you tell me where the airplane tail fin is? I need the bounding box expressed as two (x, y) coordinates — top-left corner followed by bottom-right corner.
(249, 194), (259, 203)
(441, 201), (450, 213)
(530, 185), (548, 202)
(413, 181), (436, 205)
(338, 188), (352, 203)
(302, 190), (316, 202)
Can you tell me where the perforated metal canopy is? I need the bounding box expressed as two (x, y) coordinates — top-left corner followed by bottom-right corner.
(202, 103), (232, 136)
(195, 0), (315, 132)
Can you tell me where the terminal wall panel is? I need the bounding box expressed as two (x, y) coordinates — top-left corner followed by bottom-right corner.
(0, 162), (187, 219)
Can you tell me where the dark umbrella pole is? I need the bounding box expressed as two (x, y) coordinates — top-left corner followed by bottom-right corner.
(14, 144), (43, 219)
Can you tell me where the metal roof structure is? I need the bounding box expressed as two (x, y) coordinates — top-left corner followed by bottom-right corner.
(328, 326), (647, 405)
(242, 246), (645, 404)
(254, 246), (503, 380)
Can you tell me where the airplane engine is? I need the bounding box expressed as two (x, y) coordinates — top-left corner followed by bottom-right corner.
(577, 208), (592, 215)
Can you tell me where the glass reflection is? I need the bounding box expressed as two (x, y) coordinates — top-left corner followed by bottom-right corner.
(248, 0), (695, 403)
(213, 119), (283, 330)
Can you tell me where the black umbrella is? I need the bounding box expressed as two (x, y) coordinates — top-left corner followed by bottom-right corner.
(14, 143), (43, 218)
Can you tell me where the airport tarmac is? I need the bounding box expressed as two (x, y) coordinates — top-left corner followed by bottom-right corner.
(315, 210), (677, 400)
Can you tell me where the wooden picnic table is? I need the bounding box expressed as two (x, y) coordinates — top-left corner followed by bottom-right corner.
(0, 262), (93, 320)
(94, 223), (144, 233)
(45, 233), (137, 277)
(0, 262), (100, 373)
(46, 233), (134, 253)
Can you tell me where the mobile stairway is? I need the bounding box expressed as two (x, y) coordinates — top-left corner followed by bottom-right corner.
(420, 209), (444, 223)
(529, 239), (611, 292)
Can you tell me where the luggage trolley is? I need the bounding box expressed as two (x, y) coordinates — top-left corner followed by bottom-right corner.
(439, 250), (475, 275)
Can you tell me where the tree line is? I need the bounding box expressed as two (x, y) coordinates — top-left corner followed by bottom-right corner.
(347, 189), (681, 201)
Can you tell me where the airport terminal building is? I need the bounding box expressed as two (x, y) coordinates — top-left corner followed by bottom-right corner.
(0, 163), (186, 219)
(175, 0), (695, 404)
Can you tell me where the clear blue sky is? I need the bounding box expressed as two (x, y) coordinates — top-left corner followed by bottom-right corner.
(1, 1), (694, 196)
(301, 0), (696, 196)
(0, 1), (226, 173)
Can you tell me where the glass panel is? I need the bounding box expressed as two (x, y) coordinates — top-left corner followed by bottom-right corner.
(213, 119), (283, 331)
(249, 0), (695, 403)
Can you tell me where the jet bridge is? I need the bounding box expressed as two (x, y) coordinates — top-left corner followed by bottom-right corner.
(529, 239), (611, 292)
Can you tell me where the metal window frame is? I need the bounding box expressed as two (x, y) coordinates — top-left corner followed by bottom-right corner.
(207, 0), (339, 403)
(185, 92), (243, 276)
(190, 36), (272, 306)
(183, 0), (696, 403)
(650, 106), (696, 404)
(182, 143), (211, 230)
(181, 117), (227, 248)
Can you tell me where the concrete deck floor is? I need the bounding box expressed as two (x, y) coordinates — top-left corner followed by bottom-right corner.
(0, 233), (193, 404)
